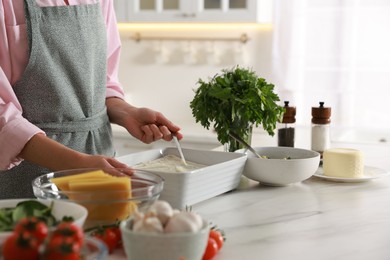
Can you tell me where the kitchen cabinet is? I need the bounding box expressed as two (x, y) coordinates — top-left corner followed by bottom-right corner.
(114, 0), (272, 23)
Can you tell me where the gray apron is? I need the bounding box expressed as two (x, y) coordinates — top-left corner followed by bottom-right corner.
(0, 0), (115, 199)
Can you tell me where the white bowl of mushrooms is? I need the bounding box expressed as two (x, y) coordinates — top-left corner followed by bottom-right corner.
(120, 200), (210, 260)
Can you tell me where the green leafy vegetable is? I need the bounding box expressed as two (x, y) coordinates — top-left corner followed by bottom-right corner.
(0, 200), (73, 232)
(190, 66), (284, 150)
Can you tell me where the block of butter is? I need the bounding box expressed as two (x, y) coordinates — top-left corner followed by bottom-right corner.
(323, 148), (364, 178)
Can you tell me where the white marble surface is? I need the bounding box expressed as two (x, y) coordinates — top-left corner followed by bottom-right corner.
(111, 126), (390, 260)
(191, 137), (390, 260)
(193, 172), (390, 260)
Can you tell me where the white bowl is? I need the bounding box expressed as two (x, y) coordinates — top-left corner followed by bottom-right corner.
(120, 218), (210, 260)
(0, 199), (88, 244)
(236, 146), (320, 186)
(117, 147), (246, 209)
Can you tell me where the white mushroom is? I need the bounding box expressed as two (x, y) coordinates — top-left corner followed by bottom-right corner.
(132, 210), (145, 223)
(148, 200), (174, 226)
(164, 211), (203, 233)
(132, 214), (164, 233)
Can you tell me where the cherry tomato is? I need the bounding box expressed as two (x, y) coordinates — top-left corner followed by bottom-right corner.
(91, 227), (117, 254)
(202, 237), (219, 260)
(209, 229), (224, 250)
(14, 217), (48, 244)
(51, 222), (84, 247)
(2, 231), (40, 260)
(46, 236), (81, 260)
(108, 226), (122, 248)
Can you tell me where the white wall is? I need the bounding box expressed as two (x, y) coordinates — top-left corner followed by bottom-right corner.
(117, 26), (273, 125)
(115, 26), (390, 146)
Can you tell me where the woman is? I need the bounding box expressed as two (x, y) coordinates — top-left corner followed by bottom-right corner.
(0, 0), (183, 198)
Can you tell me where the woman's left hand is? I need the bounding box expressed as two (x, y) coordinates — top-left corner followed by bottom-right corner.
(106, 98), (183, 144)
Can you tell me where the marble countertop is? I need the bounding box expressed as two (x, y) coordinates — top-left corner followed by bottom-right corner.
(193, 171), (390, 260)
(110, 126), (390, 260)
(192, 138), (390, 260)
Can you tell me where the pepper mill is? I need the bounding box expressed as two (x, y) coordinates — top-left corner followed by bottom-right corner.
(278, 101), (296, 147)
(311, 102), (331, 156)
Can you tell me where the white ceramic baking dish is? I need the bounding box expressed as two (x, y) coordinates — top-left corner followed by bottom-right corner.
(117, 147), (246, 209)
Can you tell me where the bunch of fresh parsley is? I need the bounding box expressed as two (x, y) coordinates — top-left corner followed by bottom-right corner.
(190, 66), (284, 150)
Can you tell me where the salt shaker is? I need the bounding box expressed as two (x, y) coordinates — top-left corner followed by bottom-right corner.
(278, 101), (296, 147)
(311, 102), (331, 156)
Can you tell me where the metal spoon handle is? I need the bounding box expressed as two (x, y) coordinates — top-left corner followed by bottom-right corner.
(228, 131), (263, 158)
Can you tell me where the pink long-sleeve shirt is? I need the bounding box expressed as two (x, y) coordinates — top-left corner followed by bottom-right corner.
(0, 0), (124, 169)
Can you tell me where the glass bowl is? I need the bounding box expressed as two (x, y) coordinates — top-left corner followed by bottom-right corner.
(82, 237), (108, 260)
(32, 168), (164, 228)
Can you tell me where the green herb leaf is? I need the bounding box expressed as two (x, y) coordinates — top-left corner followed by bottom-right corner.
(0, 200), (74, 231)
(0, 208), (14, 231)
(190, 66), (284, 148)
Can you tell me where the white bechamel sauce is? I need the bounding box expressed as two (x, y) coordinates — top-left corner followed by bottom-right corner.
(133, 155), (205, 173)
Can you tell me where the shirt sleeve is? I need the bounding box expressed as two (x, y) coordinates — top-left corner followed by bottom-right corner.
(0, 1), (45, 169)
(101, 0), (125, 100)
(0, 69), (45, 170)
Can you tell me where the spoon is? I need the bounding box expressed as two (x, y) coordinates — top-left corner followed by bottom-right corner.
(228, 131), (263, 159)
(172, 135), (187, 165)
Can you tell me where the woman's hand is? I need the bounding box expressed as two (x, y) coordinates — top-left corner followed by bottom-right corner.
(74, 154), (130, 170)
(19, 133), (133, 174)
(75, 154), (133, 176)
(106, 98), (183, 144)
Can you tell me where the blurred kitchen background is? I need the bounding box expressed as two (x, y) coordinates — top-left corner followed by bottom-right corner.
(111, 0), (390, 154)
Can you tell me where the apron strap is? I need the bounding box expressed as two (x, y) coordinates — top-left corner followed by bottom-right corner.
(24, 0), (41, 22)
(35, 108), (110, 133)
(24, 0), (40, 61)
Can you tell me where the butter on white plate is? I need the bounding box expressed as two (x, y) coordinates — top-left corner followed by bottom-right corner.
(323, 148), (364, 178)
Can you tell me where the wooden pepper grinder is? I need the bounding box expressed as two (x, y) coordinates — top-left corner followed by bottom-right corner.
(278, 101), (296, 147)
